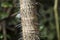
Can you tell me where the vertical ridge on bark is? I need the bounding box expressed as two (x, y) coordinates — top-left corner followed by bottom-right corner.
(20, 0), (40, 40)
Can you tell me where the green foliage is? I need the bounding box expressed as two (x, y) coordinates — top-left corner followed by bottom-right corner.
(38, 2), (57, 40)
(1, 2), (13, 8)
(8, 17), (20, 25)
(0, 0), (19, 40)
(0, 0), (59, 40)
(0, 33), (3, 40)
(0, 33), (11, 40)
(0, 12), (9, 20)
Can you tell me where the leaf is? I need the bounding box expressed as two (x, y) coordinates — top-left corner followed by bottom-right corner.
(0, 33), (3, 39)
(1, 2), (13, 8)
(40, 27), (48, 37)
(39, 25), (44, 31)
(47, 33), (55, 40)
(0, 35), (3, 39)
(0, 12), (9, 20)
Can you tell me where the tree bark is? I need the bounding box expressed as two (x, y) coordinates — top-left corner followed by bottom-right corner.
(20, 0), (40, 40)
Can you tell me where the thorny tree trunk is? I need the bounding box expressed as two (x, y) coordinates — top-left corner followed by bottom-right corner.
(20, 0), (40, 40)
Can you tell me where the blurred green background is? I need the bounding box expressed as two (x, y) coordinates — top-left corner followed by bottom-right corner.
(0, 0), (60, 40)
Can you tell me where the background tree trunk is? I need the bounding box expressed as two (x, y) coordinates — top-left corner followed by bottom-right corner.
(20, 0), (40, 40)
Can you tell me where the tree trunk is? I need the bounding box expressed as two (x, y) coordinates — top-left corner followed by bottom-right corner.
(20, 0), (40, 40)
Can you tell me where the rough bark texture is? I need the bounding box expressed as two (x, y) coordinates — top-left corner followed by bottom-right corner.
(20, 0), (39, 40)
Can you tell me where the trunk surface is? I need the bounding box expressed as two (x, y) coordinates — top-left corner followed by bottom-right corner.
(20, 0), (39, 40)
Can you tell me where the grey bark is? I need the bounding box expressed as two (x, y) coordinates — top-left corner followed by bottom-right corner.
(20, 0), (40, 40)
